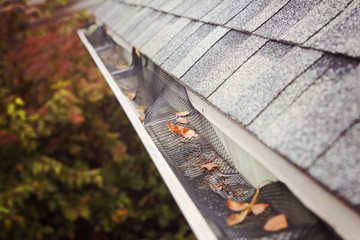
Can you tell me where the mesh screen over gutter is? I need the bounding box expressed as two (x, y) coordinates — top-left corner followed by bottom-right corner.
(78, 25), (338, 240)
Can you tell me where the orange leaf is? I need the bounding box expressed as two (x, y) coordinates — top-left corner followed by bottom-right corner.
(67, 110), (84, 124)
(17, 163), (24, 172)
(136, 106), (146, 113)
(251, 203), (269, 215)
(226, 210), (248, 226)
(126, 92), (136, 101)
(134, 47), (141, 58)
(211, 183), (223, 191)
(200, 162), (218, 170)
(172, 111), (189, 116)
(176, 117), (189, 124)
(227, 199), (249, 212)
(167, 121), (198, 138)
(139, 115), (145, 124)
(116, 64), (129, 69)
(264, 214), (288, 232)
(116, 209), (128, 216)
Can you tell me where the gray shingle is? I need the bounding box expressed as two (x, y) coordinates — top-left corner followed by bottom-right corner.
(161, 24), (216, 76)
(123, 9), (162, 43)
(181, 31), (267, 97)
(152, 21), (203, 65)
(255, 0), (351, 44)
(170, 0), (197, 16)
(201, 0), (253, 25)
(102, 4), (125, 25)
(140, 17), (191, 58)
(171, 26), (229, 78)
(94, 0), (116, 20)
(208, 41), (322, 125)
(309, 122), (360, 206)
(132, 13), (174, 48)
(111, 5), (143, 32)
(182, 0), (222, 20)
(157, 0), (183, 12)
(248, 55), (333, 135)
(258, 61), (360, 169)
(226, 0), (289, 32)
(116, 7), (153, 36)
(304, 0), (360, 58)
(125, 11), (167, 44)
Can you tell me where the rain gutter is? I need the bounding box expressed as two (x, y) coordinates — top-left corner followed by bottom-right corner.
(78, 25), (360, 240)
(77, 28), (217, 240)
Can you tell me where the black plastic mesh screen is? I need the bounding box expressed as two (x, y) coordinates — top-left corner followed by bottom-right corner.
(84, 27), (338, 240)
(139, 65), (336, 240)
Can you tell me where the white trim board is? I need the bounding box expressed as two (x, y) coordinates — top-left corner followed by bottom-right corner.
(77, 28), (217, 240)
(187, 90), (360, 240)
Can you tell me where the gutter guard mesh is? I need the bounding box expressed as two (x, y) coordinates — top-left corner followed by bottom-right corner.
(140, 65), (334, 240)
(84, 26), (337, 240)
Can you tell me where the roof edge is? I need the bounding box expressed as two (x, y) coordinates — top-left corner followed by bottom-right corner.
(187, 89), (360, 240)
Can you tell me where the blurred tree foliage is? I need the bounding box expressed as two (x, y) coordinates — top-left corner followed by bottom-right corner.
(0, 3), (195, 240)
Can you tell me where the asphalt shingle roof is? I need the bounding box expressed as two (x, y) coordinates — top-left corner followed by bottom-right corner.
(94, 0), (360, 212)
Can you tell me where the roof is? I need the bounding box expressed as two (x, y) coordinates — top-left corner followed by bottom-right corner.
(94, 0), (360, 213)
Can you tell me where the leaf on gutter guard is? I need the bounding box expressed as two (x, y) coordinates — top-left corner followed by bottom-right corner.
(173, 111), (189, 116)
(136, 106), (146, 113)
(226, 180), (273, 226)
(139, 115), (145, 124)
(264, 214), (288, 232)
(126, 92), (136, 101)
(200, 162), (218, 170)
(176, 117), (189, 124)
(227, 199), (249, 211)
(226, 210), (248, 226)
(167, 121), (198, 138)
(252, 203), (269, 215)
(116, 64), (129, 69)
(211, 183), (223, 191)
(134, 47), (141, 58)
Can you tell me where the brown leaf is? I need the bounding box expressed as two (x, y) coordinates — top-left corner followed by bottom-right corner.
(139, 115), (145, 124)
(227, 199), (250, 212)
(134, 47), (141, 58)
(136, 106), (146, 113)
(176, 117), (189, 124)
(226, 211), (248, 226)
(199, 162), (218, 170)
(211, 183), (223, 191)
(116, 64), (129, 69)
(126, 92), (136, 101)
(173, 111), (189, 116)
(251, 203), (269, 215)
(167, 121), (198, 138)
(264, 214), (288, 232)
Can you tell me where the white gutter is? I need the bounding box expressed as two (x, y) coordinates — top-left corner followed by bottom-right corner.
(187, 90), (360, 240)
(77, 29), (217, 240)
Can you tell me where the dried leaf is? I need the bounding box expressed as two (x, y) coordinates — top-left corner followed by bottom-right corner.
(200, 162), (218, 170)
(176, 117), (189, 124)
(116, 64), (129, 69)
(136, 106), (146, 113)
(139, 115), (145, 124)
(120, 85), (129, 90)
(173, 111), (189, 116)
(134, 47), (141, 58)
(167, 121), (198, 138)
(227, 199), (250, 212)
(226, 211), (248, 226)
(211, 183), (223, 191)
(126, 92), (136, 101)
(264, 214), (288, 232)
(251, 203), (269, 215)
(225, 180), (271, 226)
